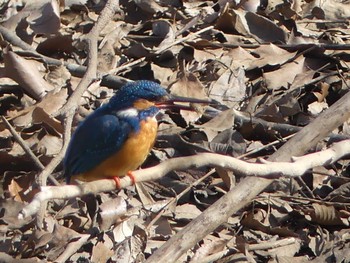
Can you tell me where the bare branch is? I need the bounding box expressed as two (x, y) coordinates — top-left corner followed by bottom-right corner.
(19, 139), (350, 219)
(145, 86), (350, 263)
(37, 0), (120, 186)
(33, 0), (120, 228)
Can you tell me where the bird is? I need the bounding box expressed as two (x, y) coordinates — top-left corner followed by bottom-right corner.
(63, 80), (209, 188)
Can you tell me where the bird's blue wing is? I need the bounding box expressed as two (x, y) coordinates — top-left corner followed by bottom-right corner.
(64, 113), (132, 181)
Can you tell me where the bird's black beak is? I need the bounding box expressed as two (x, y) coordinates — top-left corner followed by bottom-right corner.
(155, 95), (211, 111)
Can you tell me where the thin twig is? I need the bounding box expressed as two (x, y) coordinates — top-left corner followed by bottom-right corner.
(145, 169), (216, 231)
(38, 0), (120, 186)
(106, 57), (146, 76)
(1, 116), (59, 186)
(154, 26), (214, 54)
(34, 0), (120, 228)
(239, 133), (295, 159)
(1, 116), (44, 169)
(296, 19), (348, 24)
(248, 237), (298, 251)
(211, 43), (350, 50)
(38, 114), (74, 186)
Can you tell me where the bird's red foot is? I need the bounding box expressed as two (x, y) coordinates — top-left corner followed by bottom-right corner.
(112, 176), (122, 189)
(112, 171), (136, 189)
(127, 171), (136, 185)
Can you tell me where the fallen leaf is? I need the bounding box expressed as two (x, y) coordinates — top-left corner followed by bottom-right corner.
(3, 47), (55, 100)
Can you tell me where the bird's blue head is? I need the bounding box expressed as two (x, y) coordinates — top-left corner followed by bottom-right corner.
(106, 80), (211, 115)
(108, 80), (169, 111)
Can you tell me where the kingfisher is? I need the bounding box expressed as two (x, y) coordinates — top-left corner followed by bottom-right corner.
(64, 80), (209, 187)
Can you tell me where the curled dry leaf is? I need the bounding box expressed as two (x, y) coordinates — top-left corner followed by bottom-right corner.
(2, 0), (60, 42)
(37, 134), (62, 156)
(113, 218), (135, 243)
(300, 0), (350, 20)
(3, 48), (55, 100)
(9, 88), (67, 130)
(305, 203), (347, 226)
(308, 101), (328, 116)
(192, 234), (227, 262)
(45, 64), (71, 89)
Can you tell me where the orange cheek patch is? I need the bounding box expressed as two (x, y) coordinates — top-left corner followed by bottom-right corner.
(133, 99), (155, 110)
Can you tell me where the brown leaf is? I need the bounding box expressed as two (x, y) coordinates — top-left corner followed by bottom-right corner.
(307, 101), (328, 116)
(98, 41), (116, 72)
(301, 0), (350, 20)
(9, 89), (67, 131)
(8, 179), (23, 202)
(153, 217), (172, 236)
(27, 0), (60, 35)
(305, 203), (346, 226)
(153, 20), (176, 50)
(91, 234), (114, 263)
(225, 47), (256, 69)
(98, 196), (127, 231)
(216, 7), (250, 36)
(248, 44), (297, 70)
(113, 218), (135, 243)
(136, 182), (155, 205)
(169, 72), (208, 123)
(198, 109), (235, 141)
(263, 56), (305, 90)
(192, 234), (227, 261)
(215, 167), (235, 190)
(243, 11), (288, 43)
(0, 199), (30, 230)
(47, 223), (83, 260)
(36, 134), (62, 156)
(134, 0), (166, 14)
(210, 67), (247, 108)
(174, 204), (202, 220)
(45, 64), (72, 89)
(3, 48), (55, 100)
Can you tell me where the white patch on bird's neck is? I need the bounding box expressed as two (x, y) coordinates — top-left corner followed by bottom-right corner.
(116, 108), (138, 118)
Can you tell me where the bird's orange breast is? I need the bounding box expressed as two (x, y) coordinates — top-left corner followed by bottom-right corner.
(71, 118), (158, 182)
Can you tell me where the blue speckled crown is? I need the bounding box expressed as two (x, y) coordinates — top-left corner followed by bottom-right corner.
(108, 80), (168, 109)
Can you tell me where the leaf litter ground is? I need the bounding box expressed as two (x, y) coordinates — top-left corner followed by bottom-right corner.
(1, 0), (350, 262)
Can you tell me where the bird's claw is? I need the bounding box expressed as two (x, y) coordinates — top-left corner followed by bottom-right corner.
(112, 171), (136, 189)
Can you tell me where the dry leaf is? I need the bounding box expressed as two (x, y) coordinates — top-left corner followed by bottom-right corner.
(3, 48), (55, 100)
(8, 179), (23, 202)
(170, 72), (208, 123)
(1, 1), (350, 261)
(198, 108), (235, 141)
